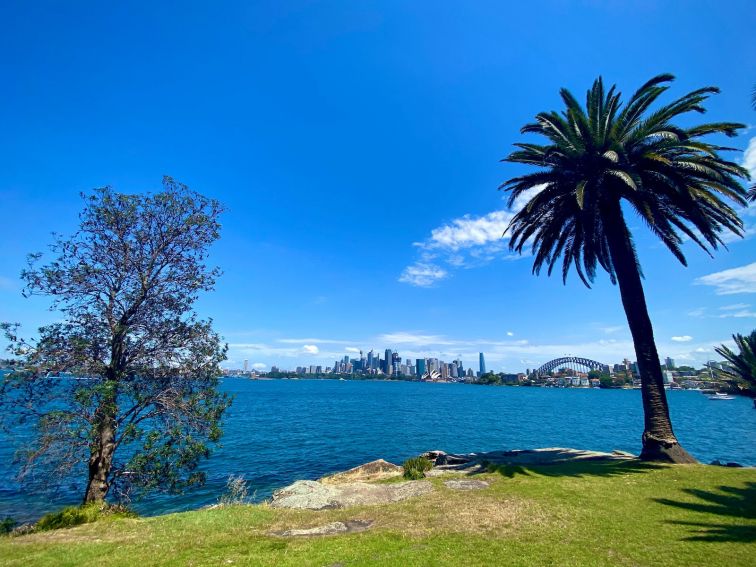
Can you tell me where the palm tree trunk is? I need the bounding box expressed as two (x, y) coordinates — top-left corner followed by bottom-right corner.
(604, 199), (697, 463)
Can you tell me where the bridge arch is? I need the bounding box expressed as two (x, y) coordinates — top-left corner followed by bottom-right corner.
(534, 356), (607, 377)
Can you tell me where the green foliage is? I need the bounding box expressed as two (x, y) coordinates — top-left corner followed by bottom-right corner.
(402, 456), (433, 480)
(36, 503), (135, 532)
(715, 330), (756, 392)
(0, 517), (17, 535)
(0, 178), (231, 503)
(501, 74), (749, 287)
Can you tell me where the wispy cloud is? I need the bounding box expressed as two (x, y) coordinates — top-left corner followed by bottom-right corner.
(399, 185), (545, 286)
(716, 303), (756, 318)
(398, 263), (448, 287)
(302, 344), (319, 354)
(695, 262), (756, 295)
(252, 362), (266, 370)
(276, 338), (353, 345)
(671, 335), (693, 342)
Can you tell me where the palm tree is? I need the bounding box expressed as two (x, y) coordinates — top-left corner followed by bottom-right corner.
(501, 74), (750, 463)
(715, 330), (756, 393)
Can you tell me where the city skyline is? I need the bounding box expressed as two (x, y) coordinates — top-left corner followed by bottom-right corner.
(226, 347), (705, 377)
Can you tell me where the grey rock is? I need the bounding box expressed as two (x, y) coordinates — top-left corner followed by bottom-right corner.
(443, 479), (490, 491)
(270, 479), (433, 510)
(274, 519), (373, 537)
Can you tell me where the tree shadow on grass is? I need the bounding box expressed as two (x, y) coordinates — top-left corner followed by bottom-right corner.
(655, 482), (756, 543)
(487, 459), (665, 479)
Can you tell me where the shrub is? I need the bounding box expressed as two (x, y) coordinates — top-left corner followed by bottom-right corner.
(36, 503), (135, 532)
(403, 456), (433, 480)
(1, 517), (17, 536)
(218, 474), (249, 506)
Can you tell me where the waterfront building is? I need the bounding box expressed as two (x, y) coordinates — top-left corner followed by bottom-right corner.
(243, 360), (249, 372)
(665, 357), (675, 370)
(416, 358), (426, 378)
(479, 353), (486, 375)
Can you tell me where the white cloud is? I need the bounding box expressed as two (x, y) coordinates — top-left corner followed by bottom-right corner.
(422, 210), (516, 252)
(506, 331), (514, 337)
(399, 185), (546, 286)
(601, 325), (625, 335)
(378, 332), (456, 346)
(302, 345), (319, 355)
(719, 303), (750, 311)
(695, 262), (756, 295)
(252, 362), (267, 370)
(345, 347), (360, 353)
(277, 338), (352, 345)
(398, 263), (447, 287)
(743, 136), (756, 179)
(671, 335), (693, 342)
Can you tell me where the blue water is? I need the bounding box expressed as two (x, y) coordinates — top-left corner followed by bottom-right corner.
(1, 378), (754, 523)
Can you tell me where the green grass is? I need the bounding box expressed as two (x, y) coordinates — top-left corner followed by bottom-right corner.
(1, 461), (754, 566)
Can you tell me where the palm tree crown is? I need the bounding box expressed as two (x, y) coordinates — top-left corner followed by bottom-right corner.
(502, 74), (750, 285)
(715, 330), (756, 391)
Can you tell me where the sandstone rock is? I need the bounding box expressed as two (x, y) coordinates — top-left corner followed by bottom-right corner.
(321, 459), (403, 484)
(443, 479), (489, 491)
(270, 480), (433, 510)
(273, 519), (373, 537)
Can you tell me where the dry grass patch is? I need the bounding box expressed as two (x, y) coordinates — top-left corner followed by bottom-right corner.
(259, 474), (556, 538)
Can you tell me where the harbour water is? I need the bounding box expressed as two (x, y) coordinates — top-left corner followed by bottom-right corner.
(1, 378), (754, 523)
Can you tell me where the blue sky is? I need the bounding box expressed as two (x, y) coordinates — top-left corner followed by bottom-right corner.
(1, 1), (755, 372)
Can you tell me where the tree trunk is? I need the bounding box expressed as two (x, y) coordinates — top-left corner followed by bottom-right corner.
(603, 199), (697, 464)
(83, 390), (118, 503)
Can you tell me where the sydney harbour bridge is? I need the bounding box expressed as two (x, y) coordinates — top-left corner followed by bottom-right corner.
(532, 356), (608, 378)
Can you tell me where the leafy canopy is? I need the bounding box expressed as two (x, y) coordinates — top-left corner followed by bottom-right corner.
(1, 178), (230, 501)
(501, 74), (751, 286)
(715, 330), (756, 391)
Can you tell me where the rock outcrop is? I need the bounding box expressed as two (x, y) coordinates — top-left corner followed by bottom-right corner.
(270, 479), (433, 510)
(320, 459), (403, 484)
(272, 519), (373, 537)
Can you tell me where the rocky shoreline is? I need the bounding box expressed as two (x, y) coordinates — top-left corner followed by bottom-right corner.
(269, 447), (636, 511)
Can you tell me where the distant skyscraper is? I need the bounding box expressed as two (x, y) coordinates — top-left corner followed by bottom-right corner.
(416, 358), (426, 377)
(243, 360), (248, 372)
(479, 352), (486, 375)
(664, 357), (675, 370)
(384, 349), (393, 374)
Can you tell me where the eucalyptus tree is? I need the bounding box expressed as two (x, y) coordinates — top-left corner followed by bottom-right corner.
(501, 74), (750, 462)
(715, 330), (756, 393)
(1, 178), (230, 504)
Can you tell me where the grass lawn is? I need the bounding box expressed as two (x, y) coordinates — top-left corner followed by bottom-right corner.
(1, 461), (754, 566)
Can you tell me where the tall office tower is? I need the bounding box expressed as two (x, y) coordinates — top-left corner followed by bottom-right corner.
(384, 349), (393, 374)
(450, 362), (458, 378)
(243, 360), (249, 372)
(454, 358), (464, 376)
(664, 357), (675, 370)
(416, 358), (426, 377)
(367, 350), (374, 369)
(479, 353), (486, 375)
